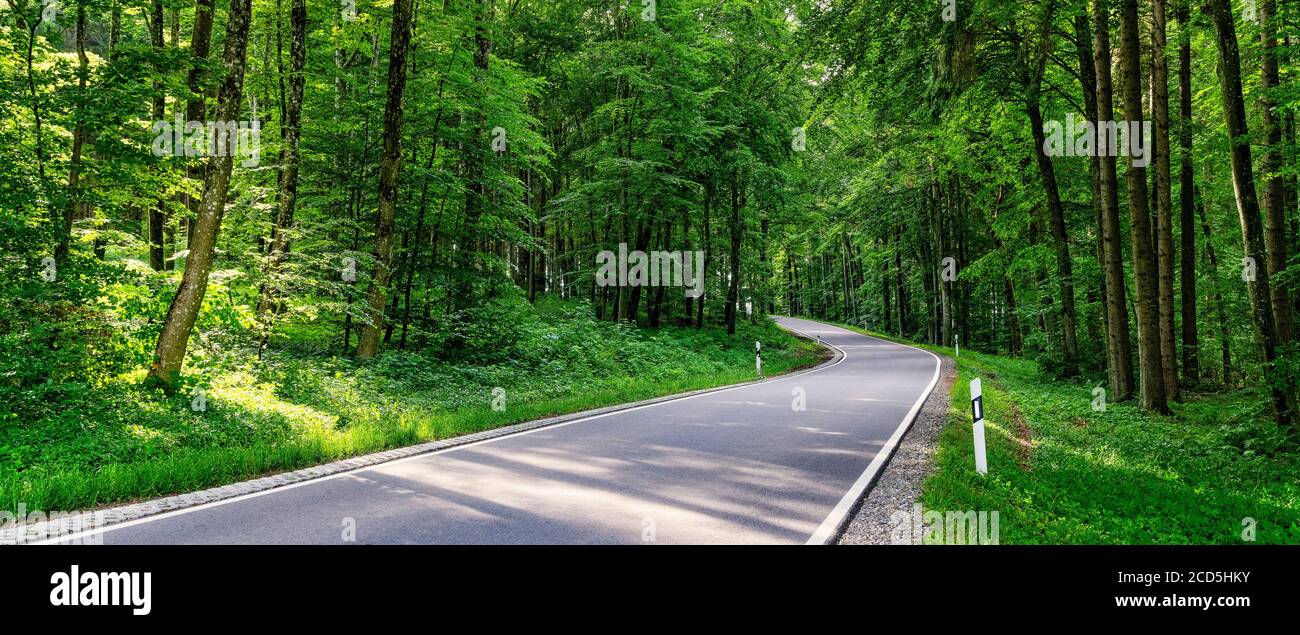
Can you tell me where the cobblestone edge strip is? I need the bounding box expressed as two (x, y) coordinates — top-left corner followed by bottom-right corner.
(4, 334), (840, 545)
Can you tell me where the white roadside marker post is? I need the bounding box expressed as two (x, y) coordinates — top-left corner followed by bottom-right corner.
(955, 334), (959, 357)
(971, 378), (987, 475)
(755, 341), (762, 376)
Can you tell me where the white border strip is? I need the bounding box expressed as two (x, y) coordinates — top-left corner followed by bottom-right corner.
(803, 325), (943, 545)
(38, 322), (847, 545)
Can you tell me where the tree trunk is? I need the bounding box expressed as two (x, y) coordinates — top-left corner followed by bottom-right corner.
(1197, 187), (1232, 384)
(17, 4), (52, 252)
(990, 201), (1023, 357)
(62, 3), (88, 261)
(1288, 38), (1300, 324)
(1076, 10), (1108, 357)
(882, 237), (893, 333)
(940, 188), (951, 341)
(145, 0), (254, 391)
(1094, 0), (1135, 401)
(94, 1), (123, 259)
(183, 0), (215, 249)
(765, 215), (776, 315)
(356, 0), (415, 358)
(1120, 0), (1169, 413)
(627, 214), (656, 325)
(919, 199), (938, 344)
(402, 121), (451, 348)
(1206, 0), (1291, 426)
(1027, 97), (1079, 370)
(1176, 3), (1199, 384)
(895, 225), (907, 335)
(165, 7), (181, 263)
(1258, 0), (1295, 344)
(724, 173), (743, 336)
(649, 216), (672, 327)
(696, 181), (712, 328)
(149, 0), (167, 271)
(256, 0), (307, 354)
(454, 0), (494, 310)
(1151, 0), (1179, 400)
(1005, 276), (1022, 356)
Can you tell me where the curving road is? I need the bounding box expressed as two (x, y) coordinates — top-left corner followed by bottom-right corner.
(47, 317), (940, 545)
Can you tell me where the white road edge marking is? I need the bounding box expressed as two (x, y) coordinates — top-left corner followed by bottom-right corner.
(38, 318), (849, 545)
(802, 325), (942, 545)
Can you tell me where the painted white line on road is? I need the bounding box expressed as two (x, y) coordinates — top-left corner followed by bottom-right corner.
(803, 325), (943, 545)
(38, 319), (849, 545)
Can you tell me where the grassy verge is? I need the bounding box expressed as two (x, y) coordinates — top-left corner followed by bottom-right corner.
(826, 321), (1300, 544)
(1, 307), (819, 515)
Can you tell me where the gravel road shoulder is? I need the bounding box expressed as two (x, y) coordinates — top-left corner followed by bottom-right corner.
(836, 353), (957, 544)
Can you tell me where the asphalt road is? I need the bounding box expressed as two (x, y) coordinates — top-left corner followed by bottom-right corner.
(51, 317), (940, 545)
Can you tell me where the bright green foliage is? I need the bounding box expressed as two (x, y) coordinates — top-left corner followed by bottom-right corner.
(0, 298), (815, 513)
(833, 323), (1300, 545)
(780, 0), (1300, 400)
(0, 0), (817, 511)
(1, 0), (1296, 536)
(930, 349), (1300, 544)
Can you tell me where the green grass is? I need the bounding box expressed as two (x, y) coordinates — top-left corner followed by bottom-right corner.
(827, 321), (1300, 544)
(0, 306), (819, 515)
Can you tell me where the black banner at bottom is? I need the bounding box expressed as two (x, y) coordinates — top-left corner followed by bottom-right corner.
(1, 546), (1291, 623)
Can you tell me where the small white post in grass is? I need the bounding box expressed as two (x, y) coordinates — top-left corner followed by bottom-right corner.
(971, 378), (987, 475)
(955, 334), (959, 357)
(755, 341), (762, 376)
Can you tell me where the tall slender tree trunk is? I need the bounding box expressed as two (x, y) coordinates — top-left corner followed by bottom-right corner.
(95, 1), (123, 260)
(183, 0), (215, 249)
(1176, 3), (1199, 384)
(956, 188), (970, 346)
(109, 2), (120, 50)
(933, 183), (951, 346)
(145, 0), (255, 391)
(919, 192), (937, 343)
(649, 216), (673, 327)
(895, 225), (907, 335)
(16, 5), (52, 252)
(696, 181), (712, 328)
(454, 0), (494, 310)
(991, 202), (1023, 357)
(1028, 214), (1056, 346)
(1198, 187), (1232, 384)
(165, 6), (181, 264)
(1094, 0), (1135, 400)
(256, 0), (308, 355)
(1258, 0), (1295, 344)
(149, 0), (167, 271)
(724, 174), (743, 336)
(1024, 0), (1077, 367)
(1027, 96), (1079, 370)
(1288, 38), (1300, 324)
(62, 2), (89, 261)
(1151, 0), (1179, 400)
(1076, 10), (1109, 355)
(1120, 0), (1169, 413)
(356, 0), (415, 359)
(400, 44), (457, 348)
(1205, 0), (1291, 426)
(1005, 276), (1022, 355)
(627, 214), (657, 325)
(882, 238), (893, 333)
